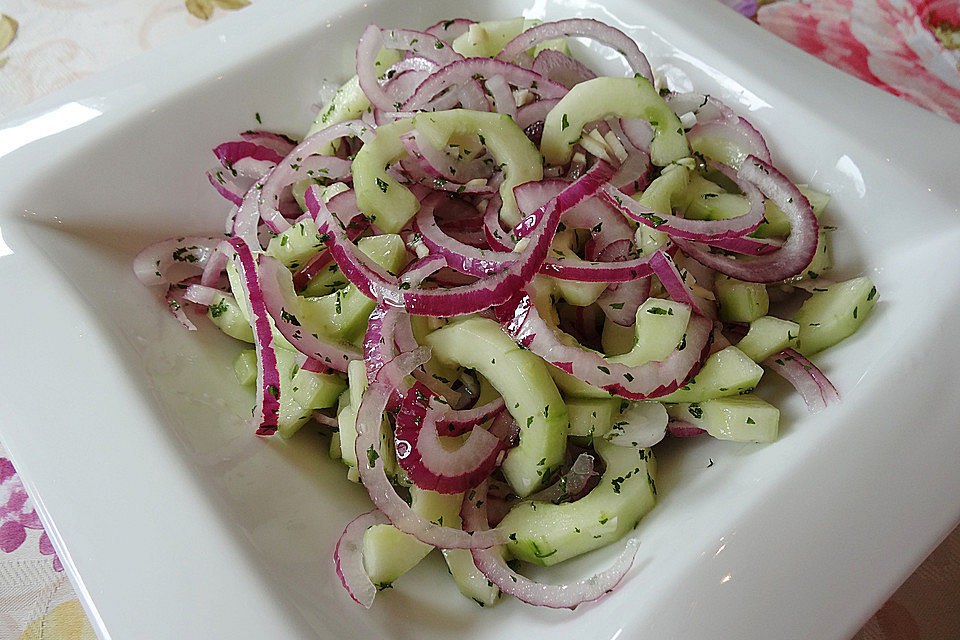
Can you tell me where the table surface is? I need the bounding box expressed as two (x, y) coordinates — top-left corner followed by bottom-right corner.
(0, 1), (957, 638)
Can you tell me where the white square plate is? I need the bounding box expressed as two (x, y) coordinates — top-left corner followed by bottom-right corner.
(1, 0), (959, 638)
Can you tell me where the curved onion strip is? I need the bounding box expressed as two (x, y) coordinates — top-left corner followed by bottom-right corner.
(258, 255), (361, 372)
(597, 277), (651, 326)
(395, 383), (509, 494)
(763, 348), (840, 413)
(354, 347), (507, 548)
(462, 480), (639, 608)
(423, 18), (474, 40)
(485, 74), (518, 120)
(496, 18), (653, 83)
(415, 192), (515, 276)
(334, 509), (391, 608)
(206, 171), (244, 207)
(650, 251), (717, 319)
(404, 58), (566, 111)
(515, 98), (561, 130)
(358, 25), (484, 112)
(310, 162), (614, 316)
(672, 156), (819, 283)
(183, 284), (220, 306)
(238, 130), (297, 155)
(164, 287), (196, 331)
(133, 236), (221, 287)
(437, 397), (507, 436)
(214, 140), (285, 168)
(598, 168), (765, 242)
(531, 48), (597, 88)
(362, 303), (400, 386)
(233, 175), (268, 248)
(222, 238), (280, 435)
(400, 129), (490, 183)
(667, 419), (706, 437)
(258, 120), (367, 235)
(496, 290), (713, 399)
(687, 116), (773, 166)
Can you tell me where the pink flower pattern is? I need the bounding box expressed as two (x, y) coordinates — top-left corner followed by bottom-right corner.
(0, 458), (61, 571)
(759, 0), (960, 122)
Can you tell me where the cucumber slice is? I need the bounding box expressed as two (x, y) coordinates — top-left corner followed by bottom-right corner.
(265, 219), (324, 270)
(736, 316), (799, 362)
(352, 118), (418, 233)
(274, 347), (346, 439)
(655, 346), (763, 403)
(425, 318), (568, 497)
(441, 548), (502, 607)
(551, 231), (608, 306)
(362, 489), (463, 588)
(497, 438), (656, 566)
(233, 349), (257, 386)
(566, 397), (619, 437)
(601, 318), (636, 356)
(794, 276), (878, 355)
(666, 394), (779, 443)
(452, 17), (527, 57)
(207, 292), (254, 342)
(634, 163), (689, 252)
(542, 76), (689, 167)
(337, 361), (397, 478)
(754, 185), (829, 237)
(715, 274), (769, 323)
(298, 234), (408, 344)
(784, 230), (831, 283)
(329, 430), (342, 460)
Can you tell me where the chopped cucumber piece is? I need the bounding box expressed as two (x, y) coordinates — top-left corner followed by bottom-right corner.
(329, 428), (342, 460)
(736, 316), (799, 362)
(353, 118), (418, 233)
(715, 274), (769, 323)
(274, 347), (346, 439)
(542, 76), (689, 167)
(634, 163), (689, 252)
(601, 318), (636, 356)
(425, 318), (568, 497)
(265, 219), (324, 270)
(785, 230), (831, 283)
(233, 349), (257, 386)
(441, 548), (502, 607)
(566, 397), (619, 438)
(498, 438), (655, 566)
(666, 394), (779, 443)
(452, 17), (526, 57)
(299, 234), (408, 344)
(551, 232), (608, 306)
(337, 361), (397, 477)
(656, 346), (763, 402)
(794, 276), (878, 355)
(362, 489), (463, 588)
(208, 292), (254, 342)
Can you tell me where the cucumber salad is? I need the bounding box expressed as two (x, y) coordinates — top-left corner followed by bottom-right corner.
(134, 16), (878, 610)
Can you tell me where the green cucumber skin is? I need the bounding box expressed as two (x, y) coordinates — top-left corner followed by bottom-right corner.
(498, 439), (656, 567)
(655, 346), (764, 403)
(425, 318), (568, 497)
(666, 394), (780, 443)
(542, 76), (689, 167)
(736, 316), (799, 362)
(794, 276), (878, 355)
(362, 489), (463, 587)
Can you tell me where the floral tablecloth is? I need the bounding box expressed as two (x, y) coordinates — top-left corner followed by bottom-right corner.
(0, 1), (958, 638)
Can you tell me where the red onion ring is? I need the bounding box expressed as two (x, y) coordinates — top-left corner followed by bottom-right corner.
(763, 348), (840, 413)
(334, 509), (391, 608)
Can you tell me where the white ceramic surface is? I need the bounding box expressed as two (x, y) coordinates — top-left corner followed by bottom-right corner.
(0, 1), (959, 638)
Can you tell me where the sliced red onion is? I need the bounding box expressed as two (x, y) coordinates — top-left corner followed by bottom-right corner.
(292, 190), (368, 291)
(258, 120), (365, 235)
(233, 175), (268, 248)
(481, 74), (515, 119)
(436, 398), (507, 437)
(462, 480), (639, 608)
(310, 162), (614, 317)
(164, 287), (197, 331)
(395, 383), (509, 494)
(404, 58), (566, 111)
(358, 25), (483, 112)
(527, 452), (596, 503)
(423, 18), (474, 40)
(496, 289), (712, 400)
(515, 98), (561, 130)
(531, 49), (597, 88)
(672, 156), (819, 283)
(667, 419), (706, 437)
(400, 254), (446, 287)
(687, 116), (773, 167)
(133, 236), (221, 287)
(183, 284), (221, 306)
(334, 509), (391, 608)
(258, 255), (361, 372)
(650, 251), (717, 319)
(362, 302), (400, 386)
(214, 140), (285, 168)
(238, 130), (297, 155)
(354, 347), (506, 549)
(222, 238), (280, 435)
(206, 171), (244, 207)
(496, 18), (653, 83)
(597, 277), (651, 326)
(763, 348), (840, 413)
(399, 129), (490, 184)
(598, 169), (765, 243)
